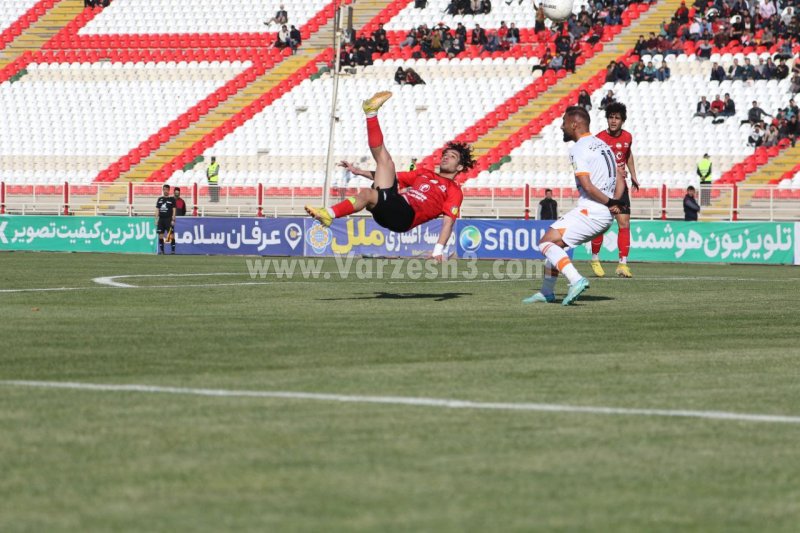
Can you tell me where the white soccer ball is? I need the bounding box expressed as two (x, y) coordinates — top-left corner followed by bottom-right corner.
(541, 0), (574, 22)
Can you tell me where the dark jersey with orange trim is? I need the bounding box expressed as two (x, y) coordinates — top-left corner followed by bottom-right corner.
(396, 167), (463, 229)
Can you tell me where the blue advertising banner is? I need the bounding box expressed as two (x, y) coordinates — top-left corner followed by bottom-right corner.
(174, 217), (304, 256)
(303, 217), (449, 257)
(455, 219), (569, 260)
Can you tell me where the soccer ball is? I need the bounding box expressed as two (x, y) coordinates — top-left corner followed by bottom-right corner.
(541, 0), (574, 22)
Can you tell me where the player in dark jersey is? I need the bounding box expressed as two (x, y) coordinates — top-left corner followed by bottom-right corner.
(591, 102), (639, 278)
(155, 184), (176, 255)
(171, 187), (187, 254)
(305, 91), (474, 260)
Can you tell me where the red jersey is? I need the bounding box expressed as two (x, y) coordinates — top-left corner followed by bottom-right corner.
(596, 129), (633, 167)
(397, 167), (463, 228)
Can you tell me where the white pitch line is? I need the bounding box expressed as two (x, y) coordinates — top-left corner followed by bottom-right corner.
(3, 380), (800, 425)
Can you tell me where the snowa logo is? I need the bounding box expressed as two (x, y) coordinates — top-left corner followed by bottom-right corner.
(459, 225), (482, 252)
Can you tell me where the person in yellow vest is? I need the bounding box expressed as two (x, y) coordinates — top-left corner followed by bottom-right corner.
(696, 153), (712, 206)
(207, 156), (220, 203)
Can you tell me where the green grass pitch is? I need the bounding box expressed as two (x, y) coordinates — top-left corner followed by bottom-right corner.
(1, 252), (799, 532)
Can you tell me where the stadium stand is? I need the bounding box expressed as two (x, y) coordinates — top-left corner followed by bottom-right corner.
(0, 0), (798, 219)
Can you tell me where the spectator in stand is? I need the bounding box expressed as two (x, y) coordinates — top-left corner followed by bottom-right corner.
(683, 186), (701, 221)
(763, 124), (780, 147)
(633, 35), (647, 56)
(600, 90), (616, 110)
(482, 30), (502, 53)
(506, 22), (520, 46)
(548, 52), (565, 71)
(605, 60), (618, 82)
(404, 67), (425, 86)
(741, 100), (772, 126)
(722, 93), (736, 117)
(447, 34), (465, 57)
(394, 66), (406, 85)
(289, 25), (302, 53)
(697, 39), (713, 59)
(564, 48), (581, 72)
(710, 94), (725, 117)
(748, 123), (765, 147)
(657, 61), (671, 81)
(710, 61), (726, 82)
(642, 61), (657, 82)
(399, 28), (417, 48)
(532, 49), (553, 73)
(471, 24), (487, 46)
(741, 57), (757, 80)
(781, 114), (799, 146)
(631, 60), (645, 83)
(534, 3), (546, 33)
(264, 4), (288, 27)
(694, 96), (712, 117)
(675, 1), (690, 24)
(578, 89), (592, 111)
(539, 188), (558, 220)
(728, 58), (746, 80)
(273, 24), (290, 49)
(785, 99), (799, 120)
(775, 59), (790, 80)
(614, 61), (631, 82)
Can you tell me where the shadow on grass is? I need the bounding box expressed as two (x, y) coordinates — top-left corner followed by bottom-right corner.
(563, 295), (615, 304)
(319, 291), (472, 302)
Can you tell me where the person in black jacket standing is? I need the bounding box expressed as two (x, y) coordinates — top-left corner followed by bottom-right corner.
(538, 188), (558, 220)
(684, 186), (700, 221)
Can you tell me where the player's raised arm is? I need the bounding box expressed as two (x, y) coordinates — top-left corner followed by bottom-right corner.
(338, 160), (374, 180)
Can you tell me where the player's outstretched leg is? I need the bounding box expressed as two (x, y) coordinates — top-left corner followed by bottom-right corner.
(305, 92), (393, 227)
(537, 234), (589, 306)
(305, 189), (377, 227)
(589, 234), (605, 277)
(615, 214), (632, 277)
(362, 91), (396, 190)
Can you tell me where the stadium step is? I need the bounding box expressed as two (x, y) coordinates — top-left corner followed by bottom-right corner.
(302, 0), (397, 54)
(458, 0), (686, 172)
(0, 0), (84, 73)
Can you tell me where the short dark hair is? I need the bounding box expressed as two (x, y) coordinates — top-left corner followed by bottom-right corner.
(174, 187), (181, 192)
(687, 185), (696, 191)
(545, 188), (553, 193)
(605, 101), (628, 121)
(443, 141), (475, 170)
(162, 184), (170, 189)
(564, 105), (591, 126)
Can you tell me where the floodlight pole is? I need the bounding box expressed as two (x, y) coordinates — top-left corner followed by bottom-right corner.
(321, 4), (344, 209)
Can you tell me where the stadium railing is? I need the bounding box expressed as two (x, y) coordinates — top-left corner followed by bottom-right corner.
(1, 182), (798, 221)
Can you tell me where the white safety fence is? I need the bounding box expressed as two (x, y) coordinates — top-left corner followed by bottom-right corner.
(0, 182), (798, 221)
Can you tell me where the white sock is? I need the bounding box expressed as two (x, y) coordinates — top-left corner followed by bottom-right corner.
(591, 253), (599, 261)
(540, 260), (558, 296)
(541, 242), (583, 284)
(326, 207), (336, 218)
(619, 256), (627, 264)
(364, 112), (377, 118)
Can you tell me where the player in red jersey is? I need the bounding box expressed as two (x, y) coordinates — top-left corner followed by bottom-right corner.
(305, 91), (474, 260)
(590, 101), (639, 278)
